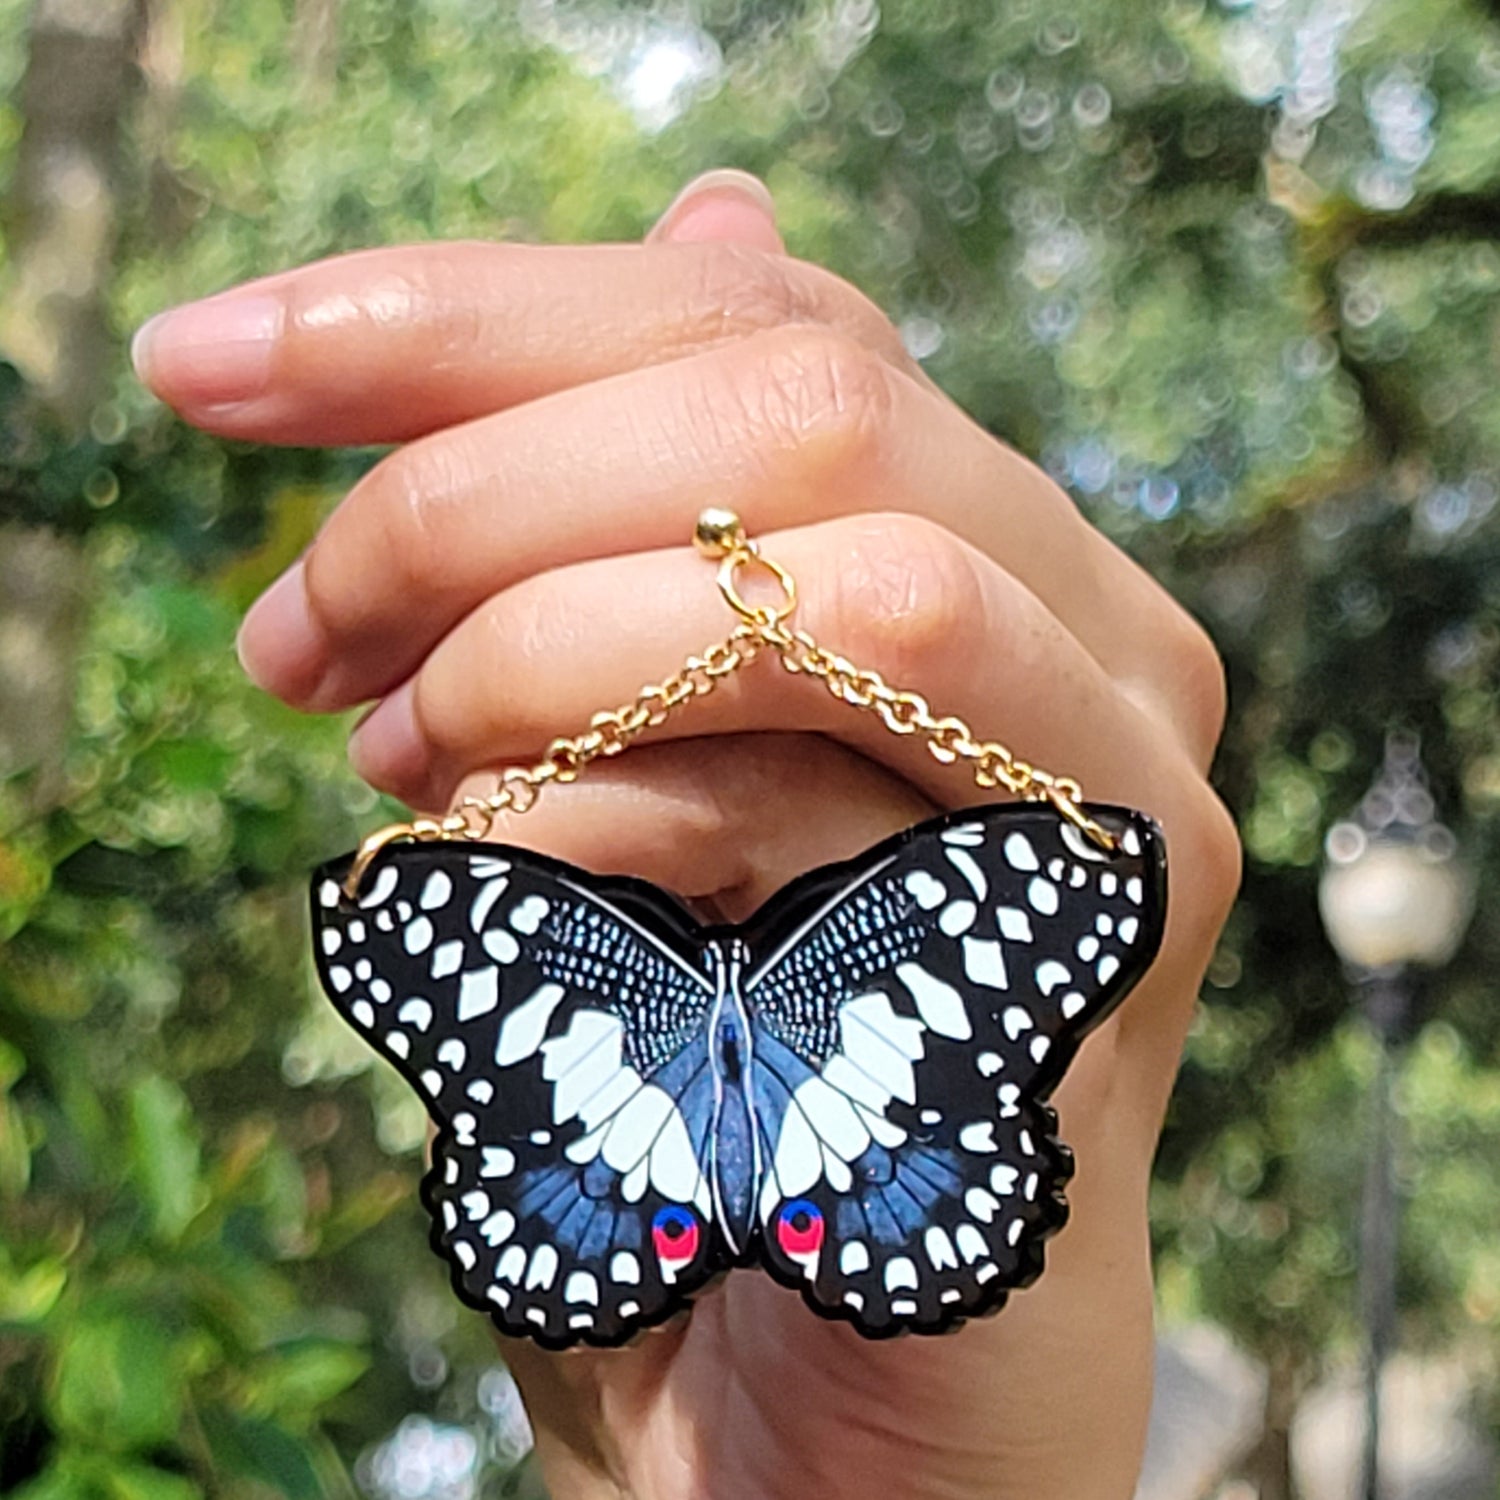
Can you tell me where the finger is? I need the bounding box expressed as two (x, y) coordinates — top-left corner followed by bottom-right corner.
(351, 512), (1161, 825)
(130, 239), (907, 447)
(237, 325), (1221, 765)
(352, 514), (1240, 1056)
(647, 168), (786, 254)
(441, 733), (934, 920)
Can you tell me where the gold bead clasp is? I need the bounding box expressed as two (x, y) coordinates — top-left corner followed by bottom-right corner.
(693, 507), (747, 558)
(694, 508), (798, 629)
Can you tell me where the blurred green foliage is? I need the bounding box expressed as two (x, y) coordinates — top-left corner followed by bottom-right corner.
(2, 0), (1500, 1493)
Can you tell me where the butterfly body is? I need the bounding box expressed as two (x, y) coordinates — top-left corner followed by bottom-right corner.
(311, 803), (1166, 1349)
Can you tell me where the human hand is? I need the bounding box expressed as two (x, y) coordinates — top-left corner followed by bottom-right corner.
(135, 170), (1239, 1500)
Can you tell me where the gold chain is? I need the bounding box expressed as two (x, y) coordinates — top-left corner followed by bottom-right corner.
(342, 508), (1113, 896)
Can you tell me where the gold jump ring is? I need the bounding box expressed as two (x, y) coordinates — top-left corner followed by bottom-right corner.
(716, 543), (798, 628)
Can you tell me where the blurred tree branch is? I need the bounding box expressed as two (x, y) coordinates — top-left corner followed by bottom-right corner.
(0, 0), (145, 806)
(1292, 187), (1500, 468)
(1322, 188), (1500, 256)
(0, 0), (146, 427)
(138, 0), (203, 251)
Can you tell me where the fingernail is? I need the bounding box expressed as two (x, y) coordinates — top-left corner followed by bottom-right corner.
(348, 681), (426, 790)
(663, 169), (776, 221)
(236, 562), (325, 700)
(651, 169), (782, 250)
(132, 293), (283, 406)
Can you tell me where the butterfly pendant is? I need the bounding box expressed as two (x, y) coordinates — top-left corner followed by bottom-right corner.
(310, 802), (1166, 1349)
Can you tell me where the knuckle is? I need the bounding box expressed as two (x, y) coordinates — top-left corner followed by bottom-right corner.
(299, 531), (356, 647)
(665, 761), (742, 850)
(1184, 623), (1230, 753)
(406, 588), (547, 771)
(408, 659), (452, 756)
(439, 587), (550, 756)
(410, 645), (477, 771)
(1118, 608), (1229, 770)
(795, 258), (914, 366)
(299, 431), (479, 652)
(1162, 610), (1230, 762)
(681, 241), (811, 341)
(354, 444), (454, 595)
(1179, 786), (1243, 946)
(819, 513), (985, 688)
(737, 324), (895, 481)
(672, 241), (914, 372)
(424, 244), (511, 357)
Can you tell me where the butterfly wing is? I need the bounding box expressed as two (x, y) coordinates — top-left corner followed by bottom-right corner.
(309, 844), (723, 1349)
(741, 802), (1166, 1336)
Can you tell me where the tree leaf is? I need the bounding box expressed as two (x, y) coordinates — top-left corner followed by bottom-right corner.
(0, 1256), (67, 1326)
(7, 1458), (94, 1500)
(0, 1037), (30, 1198)
(127, 1076), (203, 1243)
(47, 1310), (182, 1451)
(199, 1410), (322, 1500)
(243, 1338), (370, 1416)
(103, 1466), (203, 1500)
(0, 836), (52, 943)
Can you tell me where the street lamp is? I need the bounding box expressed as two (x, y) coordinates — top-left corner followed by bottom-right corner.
(1317, 730), (1474, 1500)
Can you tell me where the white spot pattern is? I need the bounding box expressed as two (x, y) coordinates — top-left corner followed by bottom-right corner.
(944, 846), (989, 900)
(431, 940), (463, 979)
(457, 967), (498, 1022)
(358, 866), (398, 909)
(509, 895), (550, 934)
(1003, 832), (1040, 871)
(840, 1241), (870, 1275)
(398, 998), (433, 1032)
(898, 963), (973, 1040)
(961, 937), (1008, 990)
(996, 906), (1034, 942)
(1028, 878), (1060, 915)
(924, 1226), (959, 1271)
(884, 1256), (918, 1292)
(903, 871), (947, 910)
(495, 983), (566, 1066)
(939, 899), (977, 936)
(470, 874), (510, 932)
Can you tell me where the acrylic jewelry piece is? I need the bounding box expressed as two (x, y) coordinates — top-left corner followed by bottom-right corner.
(310, 511), (1168, 1349)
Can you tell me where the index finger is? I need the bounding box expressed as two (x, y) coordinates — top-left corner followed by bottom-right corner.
(131, 241), (916, 446)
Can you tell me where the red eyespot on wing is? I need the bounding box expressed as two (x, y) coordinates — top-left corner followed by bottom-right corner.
(652, 1205), (700, 1276)
(776, 1199), (825, 1276)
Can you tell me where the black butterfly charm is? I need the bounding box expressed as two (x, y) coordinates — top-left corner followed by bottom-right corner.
(310, 802), (1166, 1349)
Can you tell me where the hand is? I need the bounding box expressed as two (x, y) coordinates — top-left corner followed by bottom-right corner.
(135, 170), (1239, 1500)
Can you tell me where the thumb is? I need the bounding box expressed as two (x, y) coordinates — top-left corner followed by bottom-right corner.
(646, 168), (783, 253)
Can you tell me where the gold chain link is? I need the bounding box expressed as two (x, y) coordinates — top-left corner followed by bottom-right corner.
(342, 509), (1112, 896)
(760, 621), (1099, 819)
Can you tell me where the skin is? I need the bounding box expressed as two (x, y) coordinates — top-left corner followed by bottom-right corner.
(135, 170), (1241, 1500)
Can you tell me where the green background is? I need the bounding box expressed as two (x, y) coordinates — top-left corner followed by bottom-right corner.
(1, 1), (1498, 1494)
